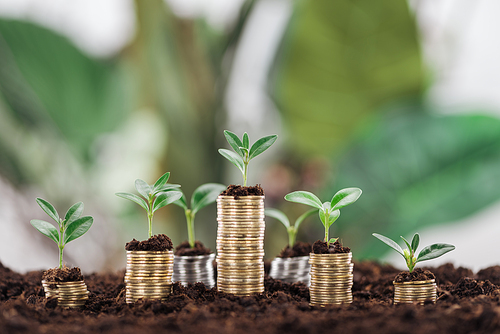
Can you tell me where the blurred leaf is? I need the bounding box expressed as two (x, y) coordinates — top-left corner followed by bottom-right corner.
(191, 183), (226, 214)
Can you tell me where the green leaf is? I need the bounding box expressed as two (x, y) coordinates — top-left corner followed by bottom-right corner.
(35, 198), (60, 224)
(64, 216), (93, 244)
(329, 238), (338, 244)
(224, 130), (243, 157)
(411, 233), (420, 253)
(372, 233), (404, 257)
(153, 172), (170, 192)
(265, 208), (290, 228)
(330, 188), (362, 211)
(294, 208), (318, 231)
(400, 236), (412, 253)
(319, 208), (339, 228)
(64, 202), (83, 226)
(155, 184), (181, 194)
(243, 132), (249, 149)
(218, 148), (245, 175)
(153, 191), (183, 213)
(115, 192), (149, 211)
(30, 219), (59, 244)
(284, 191), (323, 210)
(239, 147), (249, 157)
(417, 243), (455, 263)
(173, 193), (188, 210)
(249, 135), (278, 160)
(135, 179), (152, 199)
(191, 183), (226, 214)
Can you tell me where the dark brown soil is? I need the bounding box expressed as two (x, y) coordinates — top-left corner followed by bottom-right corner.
(42, 266), (83, 282)
(3, 260), (500, 333)
(220, 184), (264, 198)
(477, 266), (500, 285)
(174, 241), (212, 256)
(125, 234), (173, 251)
(394, 268), (436, 282)
(277, 241), (311, 258)
(312, 239), (351, 254)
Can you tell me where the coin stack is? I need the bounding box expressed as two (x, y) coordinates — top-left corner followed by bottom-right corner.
(216, 195), (265, 296)
(269, 256), (311, 286)
(42, 280), (89, 308)
(172, 254), (216, 288)
(393, 279), (437, 305)
(124, 250), (174, 304)
(309, 252), (354, 306)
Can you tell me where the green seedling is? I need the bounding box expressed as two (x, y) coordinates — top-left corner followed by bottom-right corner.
(265, 208), (317, 248)
(174, 183), (226, 248)
(218, 130), (277, 186)
(372, 233), (455, 273)
(116, 172), (183, 238)
(30, 198), (94, 269)
(284, 188), (362, 246)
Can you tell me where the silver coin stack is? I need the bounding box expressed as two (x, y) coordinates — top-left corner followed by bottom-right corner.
(393, 279), (437, 305)
(42, 280), (89, 308)
(124, 250), (174, 304)
(216, 195), (265, 296)
(269, 256), (310, 286)
(172, 253), (216, 288)
(309, 252), (354, 306)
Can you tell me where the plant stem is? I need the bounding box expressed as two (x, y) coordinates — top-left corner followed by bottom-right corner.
(58, 219), (64, 269)
(324, 212), (329, 246)
(186, 210), (195, 248)
(288, 228), (296, 248)
(148, 196), (154, 238)
(59, 246), (64, 269)
(243, 162), (248, 187)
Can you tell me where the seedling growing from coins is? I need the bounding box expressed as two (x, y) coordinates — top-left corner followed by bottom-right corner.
(116, 172), (183, 238)
(265, 208), (317, 248)
(284, 188), (362, 246)
(372, 233), (455, 273)
(174, 183), (226, 248)
(30, 198), (93, 269)
(218, 130), (277, 186)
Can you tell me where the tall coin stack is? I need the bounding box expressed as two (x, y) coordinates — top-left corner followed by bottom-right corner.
(216, 195), (265, 296)
(42, 280), (89, 308)
(309, 252), (353, 306)
(125, 250), (174, 304)
(393, 279), (437, 305)
(172, 254), (216, 288)
(269, 256), (311, 286)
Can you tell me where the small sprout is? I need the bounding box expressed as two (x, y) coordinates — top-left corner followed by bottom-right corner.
(174, 183), (226, 248)
(265, 208), (317, 248)
(218, 130), (277, 186)
(30, 198), (93, 269)
(116, 172), (183, 238)
(284, 188), (362, 246)
(372, 233), (455, 273)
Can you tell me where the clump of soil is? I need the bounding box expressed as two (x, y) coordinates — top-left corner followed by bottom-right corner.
(424, 263), (473, 284)
(394, 268), (435, 282)
(220, 184), (264, 198)
(477, 266), (500, 285)
(175, 241), (212, 256)
(278, 241), (311, 258)
(445, 277), (498, 298)
(41, 266), (83, 282)
(312, 239), (350, 254)
(125, 234), (173, 251)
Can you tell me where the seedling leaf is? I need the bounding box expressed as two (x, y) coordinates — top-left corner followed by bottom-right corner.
(64, 202), (83, 226)
(64, 216), (93, 244)
(249, 135), (278, 160)
(284, 191), (323, 210)
(417, 243), (455, 262)
(265, 208), (290, 228)
(329, 238), (338, 244)
(174, 193), (188, 210)
(191, 183), (226, 214)
(115, 192), (149, 211)
(30, 219), (59, 243)
(153, 172), (170, 192)
(36, 198), (59, 223)
(330, 187), (362, 211)
(400, 236), (412, 254)
(411, 233), (420, 253)
(243, 132), (249, 149)
(372, 233), (404, 257)
(319, 209), (340, 228)
(135, 179), (152, 199)
(218, 148), (245, 175)
(153, 191), (183, 213)
(224, 130), (243, 157)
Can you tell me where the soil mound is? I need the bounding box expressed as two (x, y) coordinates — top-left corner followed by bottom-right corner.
(220, 184), (264, 198)
(312, 240), (350, 254)
(42, 267), (83, 282)
(394, 268), (435, 282)
(125, 234), (173, 251)
(278, 241), (311, 258)
(174, 241), (212, 256)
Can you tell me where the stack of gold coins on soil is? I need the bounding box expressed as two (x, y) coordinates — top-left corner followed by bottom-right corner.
(309, 252), (353, 306)
(42, 280), (89, 308)
(124, 250), (174, 304)
(393, 279), (437, 305)
(216, 195), (265, 296)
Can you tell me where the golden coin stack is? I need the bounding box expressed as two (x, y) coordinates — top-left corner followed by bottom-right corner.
(124, 250), (174, 304)
(309, 252), (354, 306)
(216, 195), (265, 296)
(393, 279), (437, 305)
(42, 280), (89, 308)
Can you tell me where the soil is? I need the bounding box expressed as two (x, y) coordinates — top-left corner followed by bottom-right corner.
(277, 241), (311, 258)
(125, 234), (173, 251)
(41, 266), (83, 282)
(174, 241), (212, 256)
(220, 184), (264, 198)
(312, 239), (351, 254)
(3, 260), (500, 333)
(394, 268), (436, 282)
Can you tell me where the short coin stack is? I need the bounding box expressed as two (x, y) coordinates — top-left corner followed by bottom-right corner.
(125, 250), (174, 304)
(216, 195), (265, 296)
(270, 256), (311, 286)
(42, 280), (89, 308)
(309, 252), (354, 306)
(172, 254), (216, 288)
(393, 279), (437, 305)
